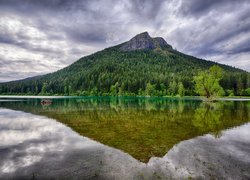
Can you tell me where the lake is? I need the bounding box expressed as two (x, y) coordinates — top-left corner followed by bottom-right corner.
(0, 96), (250, 179)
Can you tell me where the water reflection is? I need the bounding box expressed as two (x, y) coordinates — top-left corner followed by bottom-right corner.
(0, 108), (143, 179)
(0, 97), (249, 163)
(193, 102), (224, 137)
(0, 106), (250, 179)
(152, 123), (250, 179)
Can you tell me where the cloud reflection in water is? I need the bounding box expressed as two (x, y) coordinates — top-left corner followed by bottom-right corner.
(0, 107), (250, 179)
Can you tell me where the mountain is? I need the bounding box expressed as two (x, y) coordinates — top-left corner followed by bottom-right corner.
(0, 32), (249, 96)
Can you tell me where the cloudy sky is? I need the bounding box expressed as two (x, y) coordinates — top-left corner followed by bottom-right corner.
(0, 0), (249, 82)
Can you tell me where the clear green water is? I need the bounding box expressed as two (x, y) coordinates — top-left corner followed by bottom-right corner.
(0, 96), (249, 162)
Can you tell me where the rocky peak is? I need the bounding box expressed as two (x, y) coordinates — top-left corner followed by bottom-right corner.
(152, 37), (169, 47)
(120, 32), (172, 51)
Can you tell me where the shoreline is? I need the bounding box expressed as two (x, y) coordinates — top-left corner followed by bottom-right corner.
(0, 95), (250, 101)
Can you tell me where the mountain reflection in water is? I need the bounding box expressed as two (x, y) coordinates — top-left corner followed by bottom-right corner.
(0, 99), (250, 179)
(0, 97), (249, 162)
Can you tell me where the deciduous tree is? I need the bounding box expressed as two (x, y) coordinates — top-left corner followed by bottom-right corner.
(194, 65), (224, 99)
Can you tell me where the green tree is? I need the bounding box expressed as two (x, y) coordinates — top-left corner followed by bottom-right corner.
(110, 82), (119, 95)
(68, 85), (72, 95)
(64, 86), (68, 95)
(138, 88), (144, 96)
(178, 82), (185, 97)
(168, 80), (177, 96)
(245, 88), (250, 96)
(236, 78), (244, 96)
(160, 83), (166, 96)
(194, 65), (224, 99)
(90, 87), (98, 95)
(41, 83), (47, 95)
(35, 85), (39, 95)
(145, 82), (156, 96)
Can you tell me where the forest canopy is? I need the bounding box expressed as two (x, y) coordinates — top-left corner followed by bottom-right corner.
(0, 47), (249, 97)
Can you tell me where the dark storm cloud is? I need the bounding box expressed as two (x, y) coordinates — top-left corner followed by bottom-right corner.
(228, 40), (250, 55)
(0, 32), (62, 55)
(0, 0), (249, 82)
(0, 0), (118, 46)
(0, 58), (53, 69)
(171, 0), (250, 66)
(179, 0), (249, 17)
(64, 26), (108, 44)
(183, 18), (250, 57)
(0, 35), (15, 44)
(129, 0), (166, 20)
(0, 0), (74, 12)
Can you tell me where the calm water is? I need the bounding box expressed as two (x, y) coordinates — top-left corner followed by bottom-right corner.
(0, 96), (250, 179)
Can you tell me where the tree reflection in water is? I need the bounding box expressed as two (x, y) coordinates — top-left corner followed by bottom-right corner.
(0, 97), (249, 162)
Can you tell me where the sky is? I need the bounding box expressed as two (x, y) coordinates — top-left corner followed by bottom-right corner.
(0, 0), (250, 82)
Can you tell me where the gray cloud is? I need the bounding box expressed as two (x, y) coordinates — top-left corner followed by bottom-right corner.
(128, 0), (166, 20)
(0, 0), (249, 82)
(64, 26), (108, 44)
(179, 0), (249, 17)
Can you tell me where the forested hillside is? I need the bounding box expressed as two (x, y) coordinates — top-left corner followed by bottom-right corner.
(0, 32), (249, 96)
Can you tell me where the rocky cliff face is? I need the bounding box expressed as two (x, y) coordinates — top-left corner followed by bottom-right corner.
(120, 32), (172, 51)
